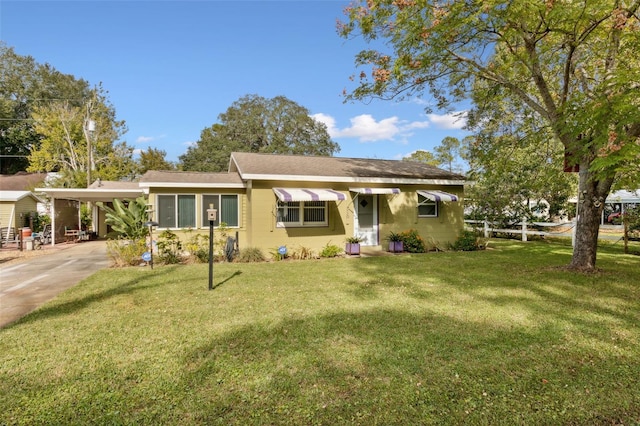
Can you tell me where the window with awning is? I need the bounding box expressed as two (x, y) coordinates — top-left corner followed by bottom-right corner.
(273, 188), (343, 227)
(416, 190), (459, 202)
(273, 188), (346, 202)
(349, 187), (401, 195)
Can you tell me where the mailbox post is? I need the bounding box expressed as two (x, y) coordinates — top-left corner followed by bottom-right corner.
(207, 205), (217, 290)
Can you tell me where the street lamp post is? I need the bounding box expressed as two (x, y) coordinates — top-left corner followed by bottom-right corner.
(207, 205), (217, 290)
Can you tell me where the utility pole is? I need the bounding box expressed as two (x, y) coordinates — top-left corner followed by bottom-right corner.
(84, 118), (95, 188)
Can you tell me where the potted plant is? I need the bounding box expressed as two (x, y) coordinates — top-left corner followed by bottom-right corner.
(345, 236), (364, 255)
(386, 231), (404, 253)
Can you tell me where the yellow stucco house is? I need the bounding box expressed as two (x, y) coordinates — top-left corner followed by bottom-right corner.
(140, 152), (466, 253)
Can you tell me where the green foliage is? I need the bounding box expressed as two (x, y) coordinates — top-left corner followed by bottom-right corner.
(156, 230), (182, 265)
(0, 43), (90, 174)
(398, 229), (426, 253)
(464, 101), (577, 225)
(434, 136), (462, 173)
(21, 211), (49, 232)
(105, 238), (147, 267)
(402, 149), (440, 166)
(137, 147), (175, 175)
(213, 222), (232, 261)
(385, 231), (403, 242)
(237, 247), (266, 263)
(183, 231), (209, 264)
(27, 83), (135, 182)
(623, 206), (640, 254)
(340, 0), (640, 270)
(269, 246), (288, 261)
(451, 230), (485, 252)
(626, 206), (640, 233)
(290, 245), (316, 260)
(97, 195), (149, 240)
(80, 203), (92, 230)
(345, 236), (364, 244)
(179, 94), (340, 172)
(319, 242), (342, 258)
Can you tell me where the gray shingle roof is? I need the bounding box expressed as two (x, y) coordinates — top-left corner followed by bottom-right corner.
(230, 152), (466, 181)
(140, 170), (243, 185)
(88, 180), (140, 189)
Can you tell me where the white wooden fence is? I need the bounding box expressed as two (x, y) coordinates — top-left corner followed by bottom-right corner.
(465, 219), (576, 243)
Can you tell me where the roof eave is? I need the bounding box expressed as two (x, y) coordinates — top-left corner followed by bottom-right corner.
(139, 182), (246, 189)
(239, 173), (466, 185)
(35, 188), (145, 201)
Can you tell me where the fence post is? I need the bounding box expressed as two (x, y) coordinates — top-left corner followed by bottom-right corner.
(484, 220), (489, 238)
(522, 218), (527, 242)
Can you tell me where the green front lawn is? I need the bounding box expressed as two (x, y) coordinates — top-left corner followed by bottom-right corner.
(1, 240), (639, 425)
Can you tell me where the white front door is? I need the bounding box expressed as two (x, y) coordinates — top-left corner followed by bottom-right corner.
(355, 194), (378, 246)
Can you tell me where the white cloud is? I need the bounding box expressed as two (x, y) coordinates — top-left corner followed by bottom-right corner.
(312, 113), (430, 143)
(426, 111), (468, 130)
(136, 136), (155, 143)
(136, 134), (167, 144)
(340, 115), (400, 142)
(311, 113), (338, 136)
(406, 120), (431, 130)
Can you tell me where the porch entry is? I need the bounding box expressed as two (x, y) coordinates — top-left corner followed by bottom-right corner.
(354, 194), (378, 246)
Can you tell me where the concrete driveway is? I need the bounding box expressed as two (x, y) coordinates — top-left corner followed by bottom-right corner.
(0, 240), (109, 328)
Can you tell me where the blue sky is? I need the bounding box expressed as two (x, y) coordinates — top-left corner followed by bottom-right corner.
(1, 0), (470, 163)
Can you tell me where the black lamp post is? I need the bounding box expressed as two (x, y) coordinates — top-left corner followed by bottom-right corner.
(206, 205), (217, 290)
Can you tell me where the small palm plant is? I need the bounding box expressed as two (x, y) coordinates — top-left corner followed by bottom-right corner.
(97, 195), (149, 240)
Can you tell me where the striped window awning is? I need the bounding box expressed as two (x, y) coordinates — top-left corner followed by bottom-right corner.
(417, 190), (460, 202)
(273, 188), (346, 202)
(349, 187), (401, 195)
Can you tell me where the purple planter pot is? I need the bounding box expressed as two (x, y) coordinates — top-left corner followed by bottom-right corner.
(345, 243), (361, 255)
(388, 241), (404, 253)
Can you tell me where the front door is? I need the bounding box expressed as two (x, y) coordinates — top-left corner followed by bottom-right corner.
(355, 194), (378, 246)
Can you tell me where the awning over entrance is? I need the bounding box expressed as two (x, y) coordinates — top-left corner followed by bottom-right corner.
(273, 188), (346, 202)
(417, 189), (460, 202)
(349, 187), (401, 195)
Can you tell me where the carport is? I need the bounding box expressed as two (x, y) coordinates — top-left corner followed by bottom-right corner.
(36, 180), (145, 245)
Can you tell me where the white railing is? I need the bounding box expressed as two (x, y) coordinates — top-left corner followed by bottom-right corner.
(465, 219), (576, 243)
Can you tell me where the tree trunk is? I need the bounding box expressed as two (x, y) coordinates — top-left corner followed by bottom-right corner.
(570, 163), (614, 271)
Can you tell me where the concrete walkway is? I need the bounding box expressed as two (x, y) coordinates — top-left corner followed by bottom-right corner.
(0, 240), (109, 328)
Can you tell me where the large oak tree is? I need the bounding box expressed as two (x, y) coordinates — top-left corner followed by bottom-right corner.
(179, 94), (340, 172)
(28, 84), (135, 187)
(340, 0), (640, 271)
(0, 43), (89, 174)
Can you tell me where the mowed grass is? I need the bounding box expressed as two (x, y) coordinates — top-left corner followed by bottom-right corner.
(1, 240), (639, 425)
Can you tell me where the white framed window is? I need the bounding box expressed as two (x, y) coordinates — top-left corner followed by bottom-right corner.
(418, 194), (438, 217)
(277, 201), (327, 227)
(157, 194), (196, 228)
(201, 194), (239, 228)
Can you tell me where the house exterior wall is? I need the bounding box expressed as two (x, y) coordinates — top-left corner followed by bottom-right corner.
(0, 197), (38, 230)
(146, 187), (248, 249)
(246, 180), (349, 253)
(0, 202), (15, 230)
(246, 181), (464, 254)
(145, 182), (464, 256)
(383, 186), (465, 249)
(96, 204), (109, 238)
